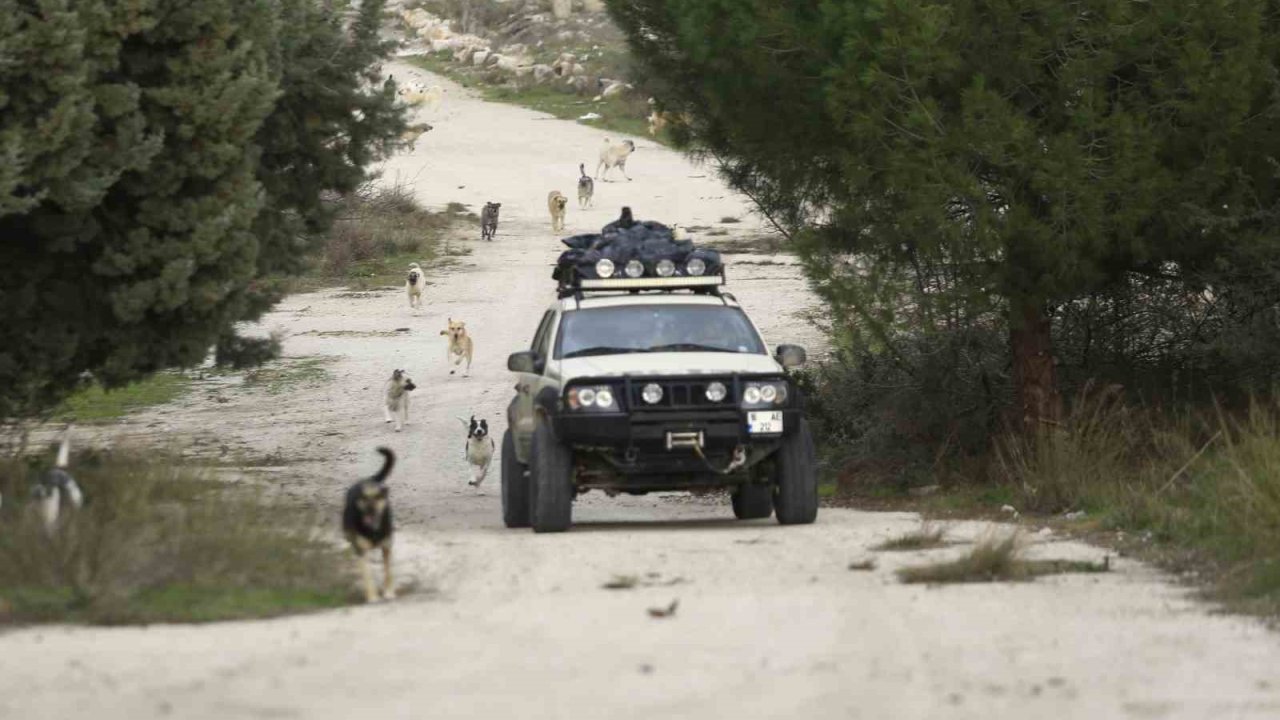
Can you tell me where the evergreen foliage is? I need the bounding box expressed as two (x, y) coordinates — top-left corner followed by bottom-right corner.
(0, 0), (405, 418)
(609, 0), (1280, 422)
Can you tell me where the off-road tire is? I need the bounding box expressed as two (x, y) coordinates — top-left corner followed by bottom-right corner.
(529, 420), (574, 533)
(773, 419), (819, 525)
(731, 483), (773, 520)
(501, 429), (530, 528)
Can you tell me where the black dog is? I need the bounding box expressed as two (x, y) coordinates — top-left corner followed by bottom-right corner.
(480, 201), (501, 241)
(343, 447), (397, 602)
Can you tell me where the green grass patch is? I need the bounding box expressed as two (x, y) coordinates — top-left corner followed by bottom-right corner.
(56, 372), (190, 423)
(0, 449), (354, 625)
(241, 356), (334, 395)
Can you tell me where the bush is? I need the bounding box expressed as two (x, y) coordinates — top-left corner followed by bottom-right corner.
(0, 449), (351, 624)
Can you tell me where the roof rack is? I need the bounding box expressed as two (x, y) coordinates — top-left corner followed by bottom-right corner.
(558, 268), (725, 298)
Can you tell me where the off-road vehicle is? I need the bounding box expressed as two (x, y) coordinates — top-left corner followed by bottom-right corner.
(502, 211), (817, 532)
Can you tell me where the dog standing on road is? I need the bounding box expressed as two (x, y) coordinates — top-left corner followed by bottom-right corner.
(465, 416), (495, 487)
(577, 163), (594, 209)
(343, 447), (397, 603)
(548, 190), (568, 232)
(406, 263), (426, 310)
(480, 201), (501, 241)
(441, 318), (474, 375)
(596, 138), (636, 181)
(383, 369), (416, 431)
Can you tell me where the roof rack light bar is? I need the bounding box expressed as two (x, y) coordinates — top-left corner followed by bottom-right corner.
(578, 276), (725, 290)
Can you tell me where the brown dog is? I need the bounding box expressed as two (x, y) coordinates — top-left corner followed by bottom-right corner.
(441, 318), (474, 375)
(343, 447), (396, 603)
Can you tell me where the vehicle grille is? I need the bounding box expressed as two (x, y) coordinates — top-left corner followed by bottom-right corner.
(627, 377), (735, 411)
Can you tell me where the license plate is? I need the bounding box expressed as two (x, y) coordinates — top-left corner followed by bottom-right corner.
(747, 411), (784, 434)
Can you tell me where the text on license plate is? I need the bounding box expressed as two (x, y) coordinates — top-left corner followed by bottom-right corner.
(747, 411), (784, 434)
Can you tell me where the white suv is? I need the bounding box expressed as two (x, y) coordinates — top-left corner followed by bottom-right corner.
(502, 268), (817, 533)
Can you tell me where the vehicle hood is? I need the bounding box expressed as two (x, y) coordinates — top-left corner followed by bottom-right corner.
(559, 352), (783, 381)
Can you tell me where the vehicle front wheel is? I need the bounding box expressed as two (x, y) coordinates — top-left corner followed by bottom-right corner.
(731, 482), (773, 520)
(529, 419), (574, 533)
(773, 419), (818, 525)
(501, 429), (530, 528)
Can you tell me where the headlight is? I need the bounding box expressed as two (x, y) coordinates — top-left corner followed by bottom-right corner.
(655, 259), (676, 277)
(705, 381), (727, 402)
(567, 385), (618, 411)
(595, 259), (615, 278)
(686, 257), (707, 276)
(642, 382), (664, 404)
(742, 381), (789, 406)
(624, 259), (644, 278)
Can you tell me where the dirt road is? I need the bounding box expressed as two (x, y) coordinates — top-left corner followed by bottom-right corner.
(2, 61), (1279, 720)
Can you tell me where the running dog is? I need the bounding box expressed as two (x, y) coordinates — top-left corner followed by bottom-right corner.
(480, 201), (501, 241)
(343, 447), (397, 603)
(465, 416), (495, 487)
(399, 123), (433, 148)
(406, 263), (426, 310)
(596, 138), (636, 181)
(29, 426), (84, 535)
(548, 190), (569, 232)
(383, 369), (416, 431)
(577, 163), (594, 208)
(441, 319), (474, 375)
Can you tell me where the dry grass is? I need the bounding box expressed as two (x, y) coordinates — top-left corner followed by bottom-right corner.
(0, 448), (351, 624)
(872, 522), (948, 551)
(897, 530), (1109, 585)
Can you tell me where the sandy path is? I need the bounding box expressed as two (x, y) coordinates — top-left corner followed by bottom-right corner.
(2, 61), (1279, 720)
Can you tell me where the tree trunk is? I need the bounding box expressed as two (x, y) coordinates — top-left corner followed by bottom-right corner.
(1010, 302), (1061, 431)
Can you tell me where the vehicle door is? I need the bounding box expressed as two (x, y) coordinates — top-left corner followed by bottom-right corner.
(514, 309), (556, 455)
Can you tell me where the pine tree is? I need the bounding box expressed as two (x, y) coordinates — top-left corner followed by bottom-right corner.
(609, 0), (1280, 427)
(0, 0), (405, 418)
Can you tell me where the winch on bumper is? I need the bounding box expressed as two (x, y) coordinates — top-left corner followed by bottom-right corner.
(549, 374), (801, 487)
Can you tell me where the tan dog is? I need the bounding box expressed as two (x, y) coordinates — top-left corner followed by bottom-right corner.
(406, 263), (426, 310)
(548, 190), (568, 232)
(441, 318), (474, 375)
(596, 138), (636, 181)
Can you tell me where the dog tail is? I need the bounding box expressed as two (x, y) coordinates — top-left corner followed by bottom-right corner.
(372, 447), (395, 483)
(55, 425), (73, 469)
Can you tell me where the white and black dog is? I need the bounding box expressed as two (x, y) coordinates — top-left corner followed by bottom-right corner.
(465, 416), (495, 487)
(30, 426), (84, 534)
(383, 369), (416, 432)
(406, 263), (426, 310)
(343, 447), (396, 603)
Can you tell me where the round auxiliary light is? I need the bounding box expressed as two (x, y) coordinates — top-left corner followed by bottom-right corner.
(743, 385), (762, 404)
(686, 257), (707, 277)
(642, 383), (664, 405)
(624, 259), (645, 278)
(578, 387), (597, 407)
(595, 259), (616, 278)
(656, 259), (676, 278)
(705, 381), (727, 403)
(760, 384), (778, 403)
(774, 384), (788, 404)
(595, 389), (614, 408)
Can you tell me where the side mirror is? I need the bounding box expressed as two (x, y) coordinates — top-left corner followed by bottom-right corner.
(508, 350), (543, 374)
(776, 344), (807, 369)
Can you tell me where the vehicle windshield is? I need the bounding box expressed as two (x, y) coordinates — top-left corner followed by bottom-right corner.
(556, 304), (766, 359)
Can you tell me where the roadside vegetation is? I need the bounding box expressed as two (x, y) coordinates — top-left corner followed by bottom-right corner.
(55, 374), (193, 424)
(408, 52), (656, 142)
(897, 531), (1110, 585)
(610, 1), (1280, 615)
(0, 449), (350, 625)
